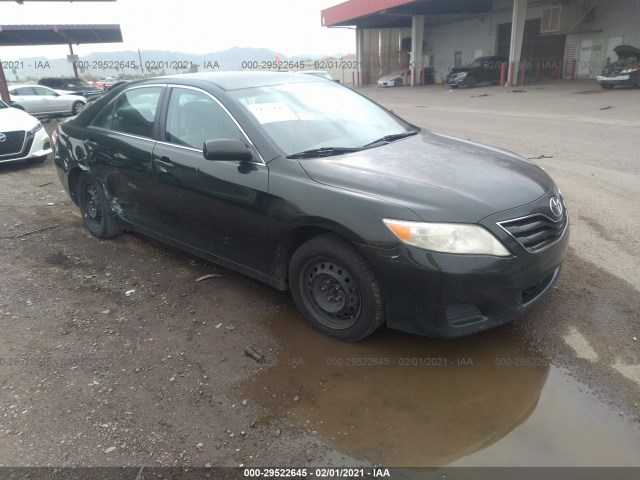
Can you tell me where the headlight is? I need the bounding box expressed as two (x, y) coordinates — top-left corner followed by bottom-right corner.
(456, 72), (468, 78)
(383, 219), (511, 256)
(28, 121), (43, 135)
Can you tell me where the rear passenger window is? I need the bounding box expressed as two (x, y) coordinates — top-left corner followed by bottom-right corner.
(93, 87), (162, 138)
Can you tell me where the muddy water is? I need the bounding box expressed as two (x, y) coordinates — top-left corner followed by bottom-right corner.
(245, 307), (551, 466)
(244, 305), (640, 467)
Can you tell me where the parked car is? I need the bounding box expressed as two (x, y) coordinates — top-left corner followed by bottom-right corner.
(38, 77), (104, 101)
(446, 56), (507, 88)
(597, 44), (640, 89)
(8, 84), (86, 117)
(0, 99), (52, 164)
(52, 72), (568, 341)
(377, 69), (407, 87)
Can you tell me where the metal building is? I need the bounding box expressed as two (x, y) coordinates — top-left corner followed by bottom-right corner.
(321, 0), (640, 86)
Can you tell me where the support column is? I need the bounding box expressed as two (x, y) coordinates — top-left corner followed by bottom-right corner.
(355, 28), (364, 87)
(507, 0), (527, 87)
(69, 43), (79, 78)
(410, 15), (424, 86)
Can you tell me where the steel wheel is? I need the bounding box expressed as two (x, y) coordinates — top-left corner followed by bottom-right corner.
(82, 183), (103, 231)
(301, 257), (362, 330)
(289, 233), (385, 341)
(77, 172), (123, 239)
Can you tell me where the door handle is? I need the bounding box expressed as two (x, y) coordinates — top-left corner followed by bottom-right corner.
(153, 157), (174, 174)
(84, 138), (98, 150)
(153, 157), (173, 169)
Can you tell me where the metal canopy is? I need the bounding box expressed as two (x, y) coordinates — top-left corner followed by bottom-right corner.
(0, 24), (122, 46)
(322, 0), (493, 28)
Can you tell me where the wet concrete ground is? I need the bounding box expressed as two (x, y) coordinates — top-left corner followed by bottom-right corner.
(245, 303), (640, 467)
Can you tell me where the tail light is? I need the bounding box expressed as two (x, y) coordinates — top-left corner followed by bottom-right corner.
(51, 128), (60, 149)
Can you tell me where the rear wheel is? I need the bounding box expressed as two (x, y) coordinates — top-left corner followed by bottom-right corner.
(72, 101), (85, 115)
(77, 172), (123, 239)
(289, 234), (385, 341)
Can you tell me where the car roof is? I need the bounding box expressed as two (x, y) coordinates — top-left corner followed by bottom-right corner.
(153, 71), (321, 91)
(9, 84), (46, 89)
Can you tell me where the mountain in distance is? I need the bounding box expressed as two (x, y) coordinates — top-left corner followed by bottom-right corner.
(5, 46), (354, 81)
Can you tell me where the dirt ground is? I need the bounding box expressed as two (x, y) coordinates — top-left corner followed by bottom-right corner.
(0, 80), (639, 469)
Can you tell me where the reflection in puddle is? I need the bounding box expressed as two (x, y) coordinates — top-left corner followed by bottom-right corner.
(244, 307), (549, 467)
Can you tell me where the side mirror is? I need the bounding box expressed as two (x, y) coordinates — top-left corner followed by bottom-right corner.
(333, 79), (341, 83)
(203, 139), (253, 162)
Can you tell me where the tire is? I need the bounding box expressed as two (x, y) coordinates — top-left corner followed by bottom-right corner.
(77, 172), (124, 239)
(72, 101), (85, 115)
(599, 83), (614, 89)
(393, 78), (403, 87)
(465, 75), (478, 88)
(289, 233), (385, 341)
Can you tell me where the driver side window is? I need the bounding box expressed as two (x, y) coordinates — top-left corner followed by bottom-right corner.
(164, 87), (243, 150)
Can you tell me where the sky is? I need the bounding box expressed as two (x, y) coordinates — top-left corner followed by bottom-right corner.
(0, 0), (356, 59)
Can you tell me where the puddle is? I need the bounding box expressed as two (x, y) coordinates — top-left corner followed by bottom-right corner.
(244, 307), (549, 466)
(244, 305), (640, 467)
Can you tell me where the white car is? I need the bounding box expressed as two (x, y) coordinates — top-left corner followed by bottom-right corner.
(377, 69), (407, 87)
(0, 99), (52, 164)
(8, 84), (86, 117)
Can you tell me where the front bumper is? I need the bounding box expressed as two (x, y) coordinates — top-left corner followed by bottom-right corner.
(377, 79), (402, 87)
(0, 127), (51, 164)
(597, 74), (637, 86)
(358, 197), (569, 338)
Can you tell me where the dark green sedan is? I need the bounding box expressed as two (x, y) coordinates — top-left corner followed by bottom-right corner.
(53, 72), (568, 341)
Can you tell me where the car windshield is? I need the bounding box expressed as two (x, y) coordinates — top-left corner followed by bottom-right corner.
(229, 80), (417, 157)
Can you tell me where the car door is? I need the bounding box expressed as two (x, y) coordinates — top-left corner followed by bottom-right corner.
(152, 85), (269, 274)
(30, 86), (62, 114)
(82, 85), (165, 231)
(9, 87), (42, 114)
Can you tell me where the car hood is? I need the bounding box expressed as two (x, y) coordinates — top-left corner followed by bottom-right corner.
(449, 66), (472, 74)
(614, 44), (640, 58)
(378, 70), (405, 82)
(297, 131), (554, 223)
(0, 107), (40, 131)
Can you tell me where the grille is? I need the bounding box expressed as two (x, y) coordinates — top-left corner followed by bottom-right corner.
(499, 212), (567, 253)
(0, 131), (26, 157)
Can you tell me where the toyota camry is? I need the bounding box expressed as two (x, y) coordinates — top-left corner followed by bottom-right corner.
(52, 72), (568, 341)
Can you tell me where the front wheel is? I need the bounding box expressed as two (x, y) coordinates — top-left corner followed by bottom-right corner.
(77, 172), (123, 239)
(465, 75), (477, 88)
(289, 234), (385, 341)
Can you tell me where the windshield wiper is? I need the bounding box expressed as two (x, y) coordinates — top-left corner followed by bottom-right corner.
(287, 147), (363, 159)
(362, 131), (419, 148)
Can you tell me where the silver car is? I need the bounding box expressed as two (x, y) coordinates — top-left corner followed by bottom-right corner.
(8, 84), (86, 117)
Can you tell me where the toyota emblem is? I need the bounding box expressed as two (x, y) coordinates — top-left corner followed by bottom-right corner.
(0, 133), (6, 143)
(550, 196), (563, 218)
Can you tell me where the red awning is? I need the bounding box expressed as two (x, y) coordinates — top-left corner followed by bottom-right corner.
(321, 0), (415, 27)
